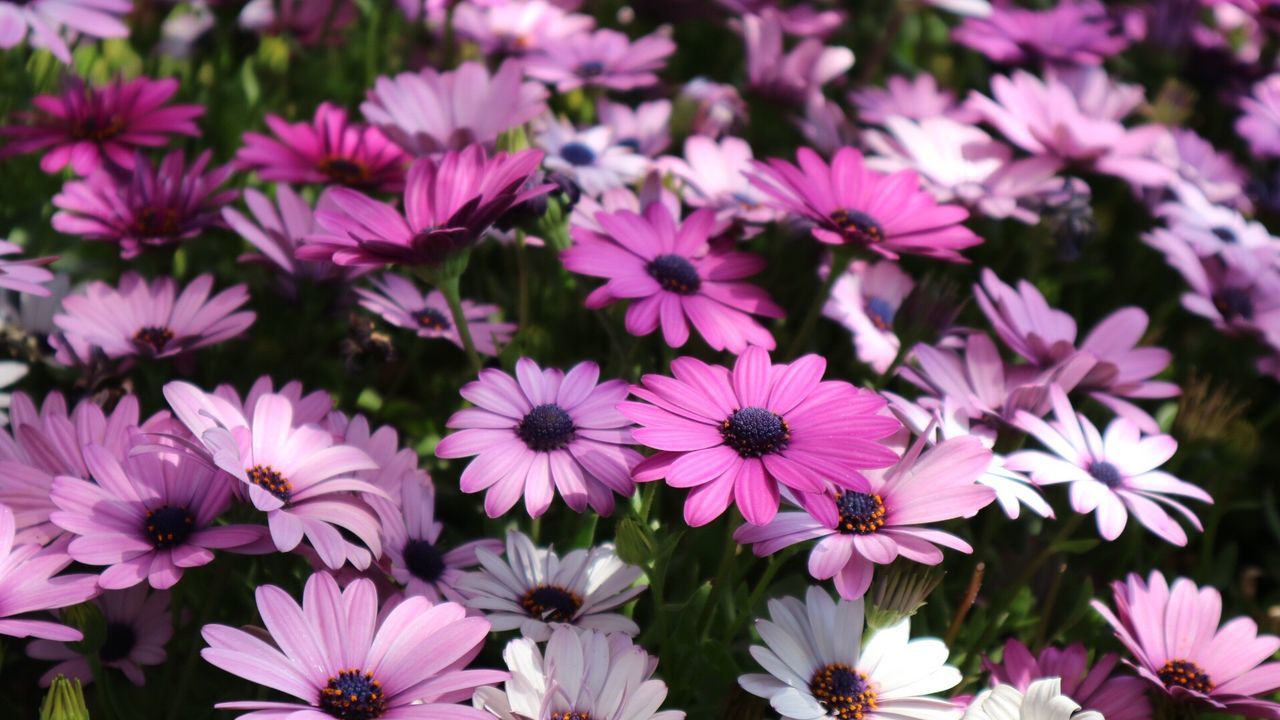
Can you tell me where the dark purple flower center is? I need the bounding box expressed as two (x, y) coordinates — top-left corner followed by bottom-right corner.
(248, 464), (292, 502)
(1213, 288), (1254, 321)
(319, 157), (372, 187)
(864, 297), (895, 331)
(830, 209), (885, 246)
(647, 254), (702, 295)
(412, 308), (451, 332)
(72, 115), (125, 141)
(834, 492), (886, 535)
(1211, 226), (1236, 243)
(520, 584), (583, 622)
(403, 539), (446, 583)
(516, 403), (576, 452)
(550, 713), (592, 720)
(133, 207), (184, 237)
(617, 137), (641, 152)
(1087, 460), (1123, 488)
(577, 60), (606, 77)
(559, 142), (596, 167)
(133, 325), (175, 354)
(810, 663), (878, 720)
(320, 669), (387, 720)
(721, 407), (789, 458)
(1158, 659), (1213, 693)
(99, 622), (136, 663)
(145, 505), (194, 548)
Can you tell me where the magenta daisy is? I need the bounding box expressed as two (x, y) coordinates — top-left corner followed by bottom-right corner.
(236, 102), (406, 193)
(619, 347), (902, 526)
(0, 240), (55, 296)
(51, 149), (238, 259)
(356, 274), (515, 357)
(524, 28), (675, 92)
(435, 358), (640, 518)
(749, 147), (982, 262)
(563, 203), (783, 353)
(202, 571), (506, 719)
(223, 185), (365, 284)
(27, 586), (171, 687)
(983, 639), (1151, 720)
(0, 0), (131, 63)
(736, 436), (994, 599)
(952, 0), (1127, 66)
(0, 76), (203, 176)
(1093, 571), (1280, 719)
(0, 504), (98, 642)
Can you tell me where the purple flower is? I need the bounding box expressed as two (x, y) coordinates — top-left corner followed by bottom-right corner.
(454, 0), (595, 57)
(1237, 73), (1280, 159)
(356, 274), (515, 357)
(202, 571), (506, 719)
(536, 118), (650, 197)
(740, 9), (854, 104)
(598, 98), (672, 157)
(676, 78), (748, 137)
(953, 0), (1128, 66)
(983, 639), (1151, 720)
(27, 586), (171, 686)
(1154, 130), (1250, 209)
(1155, 182), (1276, 260)
(850, 73), (979, 126)
(223, 185), (367, 284)
(660, 134), (778, 225)
(524, 28), (675, 92)
(823, 259), (913, 374)
(0, 0), (131, 63)
(0, 504), (98, 642)
(238, 0), (357, 46)
(0, 76), (203, 176)
(0, 240), (55, 296)
(435, 358), (640, 517)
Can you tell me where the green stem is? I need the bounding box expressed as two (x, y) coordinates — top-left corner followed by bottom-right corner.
(515, 230), (530, 338)
(697, 519), (740, 642)
(784, 247), (852, 359)
(724, 547), (799, 642)
(439, 273), (483, 373)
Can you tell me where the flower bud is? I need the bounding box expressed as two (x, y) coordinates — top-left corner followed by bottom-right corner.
(40, 676), (90, 720)
(865, 562), (944, 632)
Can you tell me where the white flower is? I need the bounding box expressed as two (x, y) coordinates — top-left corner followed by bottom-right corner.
(739, 585), (963, 720)
(964, 678), (1104, 720)
(536, 117), (650, 197)
(0, 360), (27, 425)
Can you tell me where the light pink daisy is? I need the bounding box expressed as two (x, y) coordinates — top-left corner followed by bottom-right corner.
(677, 78), (748, 138)
(0, 240), (55, 296)
(0, 0), (131, 63)
(952, 0), (1128, 66)
(0, 504), (98, 642)
(660, 134), (778, 225)
(983, 639), (1151, 720)
(223, 185), (366, 285)
(524, 28), (675, 92)
(453, 0), (595, 56)
(435, 358), (640, 518)
(535, 118), (650, 198)
(237, 0), (357, 46)
(356, 274), (515, 357)
(598, 98), (672, 157)
(1154, 130), (1249, 209)
(740, 8), (854, 104)
(1237, 73), (1280, 159)
(850, 73), (979, 126)
(823, 259), (914, 374)
(27, 586), (171, 687)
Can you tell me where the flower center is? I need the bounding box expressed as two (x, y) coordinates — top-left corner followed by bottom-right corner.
(1087, 460), (1123, 488)
(412, 307), (451, 331)
(145, 505), (195, 548)
(403, 539), (446, 583)
(133, 325), (175, 353)
(810, 664), (878, 720)
(1211, 226), (1236, 243)
(72, 115), (125, 141)
(248, 464), (293, 502)
(319, 669), (387, 720)
(319, 157), (371, 187)
(1213, 288), (1254, 321)
(720, 407), (789, 458)
(99, 622), (136, 663)
(577, 61), (605, 77)
(520, 584), (583, 622)
(560, 142), (596, 167)
(516, 404), (576, 452)
(835, 492), (886, 535)
(864, 296), (895, 331)
(551, 713), (591, 720)
(133, 207), (183, 236)
(1158, 659), (1213, 693)
(830, 210), (885, 246)
(646, 254), (702, 295)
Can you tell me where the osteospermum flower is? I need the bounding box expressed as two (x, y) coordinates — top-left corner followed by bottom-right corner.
(563, 203), (783, 353)
(453, 0), (595, 56)
(27, 586), (171, 687)
(952, 0), (1127, 66)
(0, 76), (203, 176)
(356, 274), (515, 357)
(739, 586), (963, 720)
(983, 639), (1151, 720)
(0, 361), (25, 426)
(737, 437), (994, 599)
(202, 571), (506, 719)
(524, 28), (675, 92)
(51, 149), (238, 259)
(1092, 571), (1280, 718)
(620, 347), (901, 526)
(435, 358), (640, 517)
(741, 8), (855, 104)
(823, 260), (914, 374)
(1237, 73), (1280, 159)
(0, 240), (55, 296)
(536, 118), (650, 197)
(0, 504), (98, 641)
(1006, 386), (1211, 545)
(237, 0), (357, 46)
(660, 134), (777, 224)
(0, 0), (131, 63)
(236, 102), (407, 192)
(598, 99), (672, 157)
(749, 147), (982, 262)
(850, 74), (978, 125)
(964, 678), (1103, 720)
(456, 530), (645, 641)
(1155, 182), (1277, 260)
(223, 185), (365, 284)
(51, 272), (255, 364)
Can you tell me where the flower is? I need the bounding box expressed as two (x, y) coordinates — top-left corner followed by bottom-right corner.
(456, 530), (645, 642)
(736, 437), (994, 599)
(223, 185), (365, 284)
(823, 259), (914, 374)
(1155, 182), (1278, 260)
(0, 504), (98, 642)
(563, 202), (783, 353)
(474, 626), (685, 720)
(356, 273), (515, 356)
(236, 102), (407, 192)
(361, 60), (548, 156)
(27, 586), (171, 686)
(850, 74), (978, 125)
(741, 9), (855, 104)
(1006, 386), (1211, 545)
(0, 0), (131, 64)
(0, 361), (26, 426)
(982, 639), (1151, 720)
(676, 78), (747, 137)
(453, 0), (595, 56)
(0, 240), (55, 296)
(1154, 129), (1249, 209)
(0, 76), (203, 176)
(739, 586), (963, 720)
(749, 147), (982, 262)
(237, 0), (357, 45)
(51, 273), (255, 364)
(952, 0), (1127, 66)
(434, 358), (640, 517)
(1092, 571), (1280, 718)
(963, 678), (1103, 720)
(620, 347), (901, 526)
(202, 571), (506, 719)
(300, 145), (549, 268)
(660, 134), (777, 225)
(1237, 73), (1280, 159)
(536, 118), (650, 197)
(51, 149), (238, 259)
(598, 98), (672, 157)
(524, 28), (675, 92)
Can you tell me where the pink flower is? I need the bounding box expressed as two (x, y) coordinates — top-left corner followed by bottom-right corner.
(660, 135), (777, 225)
(620, 347), (902, 526)
(850, 73), (979, 125)
(236, 102), (407, 193)
(27, 586), (171, 686)
(749, 147), (983, 262)
(1006, 386), (1211, 545)
(1237, 74), (1280, 159)
(823, 260), (913, 374)
(524, 28), (675, 92)
(983, 639), (1151, 720)
(0, 0), (131, 63)
(0, 504), (98, 641)
(536, 118), (650, 197)
(953, 0), (1128, 66)
(1093, 571), (1280, 718)
(435, 358), (640, 518)
(1154, 130), (1249, 209)
(740, 9), (854, 104)
(356, 273), (516, 356)
(0, 76), (203, 176)
(454, 0), (595, 56)
(202, 571), (506, 719)
(51, 149), (238, 259)
(237, 0), (357, 46)
(598, 99), (672, 157)
(0, 240), (55, 296)
(676, 78), (747, 137)
(717, 0), (846, 36)
(1155, 182), (1274, 260)
(223, 185), (366, 284)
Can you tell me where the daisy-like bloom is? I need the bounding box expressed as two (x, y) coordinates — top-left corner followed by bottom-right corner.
(1154, 130), (1249, 209)
(1006, 386), (1211, 545)
(850, 74), (979, 126)
(741, 9), (855, 104)
(952, 0), (1127, 66)
(799, 96), (860, 157)
(202, 571), (506, 719)
(474, 626), (685, 720)
(524, 28), (675, 92)
(983, 639), (1151, 720)
(536, 118), (649, 197)
(749, 147), (982, 262)
(1237, 73), (1280, 159)
(620, 347), (901, 526)
(0, 239), (55, 296)
(739, 586), (963, 720)
(51, 272), (255, 364)
(300, 145), (549, 268)
(563, 203), (783, 353)
(362, 60), (548, 156)
(676, 78), (748, 138)
(598, 99), (671, 157)
(0, 505), (98, 641)
(223, 185), (365, 284)
(27, 586), (171, 687)
(824, 260), (913, 374)
(238, 0), (357, 46)
(456, 530), (645, 641)
(0, 76), (203, 176)
(717, 0), (846, 36)
(0, 361), (26, 426)
(0, 0), (131, 63)
(51, 149), (238, 259)
(236, 102), (407, 193)
(1154, 182), (1278, 261)
(435, 358), (640, 517)
(1092, 571), (1280, 719)
(454, 0), (595, 56)
(964, 678), (1102, 720)
(659, 135), (777, 225)
(356, 274), (515, 357)
(737, 436), (994, 599)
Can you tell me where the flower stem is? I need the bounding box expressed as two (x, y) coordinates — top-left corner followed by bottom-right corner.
(698, 519), (740, 642)
(438, 273), (483, 373)
(784, 246), (852, 359)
